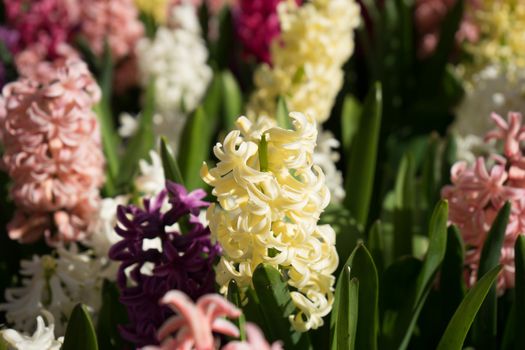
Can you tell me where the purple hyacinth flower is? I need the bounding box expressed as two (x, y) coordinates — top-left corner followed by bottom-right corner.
(109, 181), (221, 347)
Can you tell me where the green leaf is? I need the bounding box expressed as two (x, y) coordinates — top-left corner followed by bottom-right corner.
(62, 304), (99, 350)
(332, 267), (359, 350)
(514, 235), (525, 349)
(221, 71), (243, 130)
(393, 153), (416, 258)
(341, 95), (362, 155)
(96, 280), (129, 349)
(344, 82), (382, 228)
(117, 80), (156, 189)
(93, 102), (119, 197)
(276, 96), (292, 129)
(332, 244), (379, 350)
(177, 107), (209, 190)
(202, 74), (222, 139)
(437, 265), (502, 350)
(473, 202), (511, 349)
(227, 280), (247, 341)
(160, 137), (184, 185)
(387, 200), (448, 350)
(252, 264), (311, 349)
(439, 226), (466, 328)
(368, 220), (384, 275)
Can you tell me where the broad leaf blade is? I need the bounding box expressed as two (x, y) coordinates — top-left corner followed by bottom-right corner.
(332, 268), (359, 350)
(221, 71), (242, 130)
(252, 264), (311, 349)
(514, 235), (525, 349)
(177, 107), (209, 190)
(437, 265), (502, 350)
(160, 137), (184, 185)
(227, 280), (246, 341)
(331, 244), (379, 350)
(276, 96), (292, 129)
(96, 280), (129, 349)
(344, 83), (382, 228)
(341, 95), (362, 155)
(473, 202), (511, 348)
(62, 304), (99, 350)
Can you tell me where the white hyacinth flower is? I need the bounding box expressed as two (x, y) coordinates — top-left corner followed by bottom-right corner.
(136, 3), (212, 150)
(134, 150), (166, 196)
(453, 64), (525, 137)
(314, 129), (345, 204)
(0, 245), (102, 336)
(1, 311), (63, 350)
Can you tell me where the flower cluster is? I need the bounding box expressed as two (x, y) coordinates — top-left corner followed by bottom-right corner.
(109, 181), (220, 347)
(80, 0), (144, 61)
(0, 245), (103, 336)
(465, 0), (525, 73)
(0, 58), (104, 244)
(5, 0), (80, 58)
(136, 3), (212, 148)
(235, 0), (301, 64)
(143, 290), (281, 350)
(1, 311), (63, 350)
(248, 0), (360, 123)
(202, 112), (338, 332)
(414, 0), (479, 58)
(442, 112), (525, 293)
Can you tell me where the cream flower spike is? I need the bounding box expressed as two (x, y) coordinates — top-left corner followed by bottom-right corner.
(201, 112), (338, 332)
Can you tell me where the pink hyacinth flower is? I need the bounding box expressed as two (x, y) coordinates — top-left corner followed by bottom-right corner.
(143, 291), (280, 350)
(0, 58), (104, 244)
(143, 291), (241, 350)
(80, 0), (144, 61)
(442, 111), (525, 293)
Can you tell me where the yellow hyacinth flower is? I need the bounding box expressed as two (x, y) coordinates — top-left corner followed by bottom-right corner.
(134, 0), (170, 24)
(466, 0), (525, 74)
(201, 112), (338, 332)
(248, 0), (360, 123)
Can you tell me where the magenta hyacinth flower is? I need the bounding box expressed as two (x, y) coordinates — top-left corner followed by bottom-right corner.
(109, 181), (220, 347)
(234, 0), (301, 64)
(5, 0), (80, 58)
(442, 112), (525, 293)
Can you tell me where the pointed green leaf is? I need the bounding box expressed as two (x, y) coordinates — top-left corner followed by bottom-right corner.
(331, 244), (378, 350)
(341, 95), (362, 155)
(386, 200), (448, 350)
(96, 280), (129, 349)
(437, 265), (502, 350)
(332, 267), (359, 350)
(177, 107), (209, 190)
(473, 202), (511, 349)
(221, 71), (243, 129)
(439, 226), (466, 326)
(276, 96), (292, 129)
(252, 264), (312, 349)
(227, 280), (247, 341)
(160, 137), (184, 185)
(117, 79), (155, 188)
(202, 74), (222, 140)
(368, 220), (384, 275)
(62, 304), (99, 350)
(514, 235), (525, 349)
(344, 82), (382, 228)
(393, 153), (416, 258)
